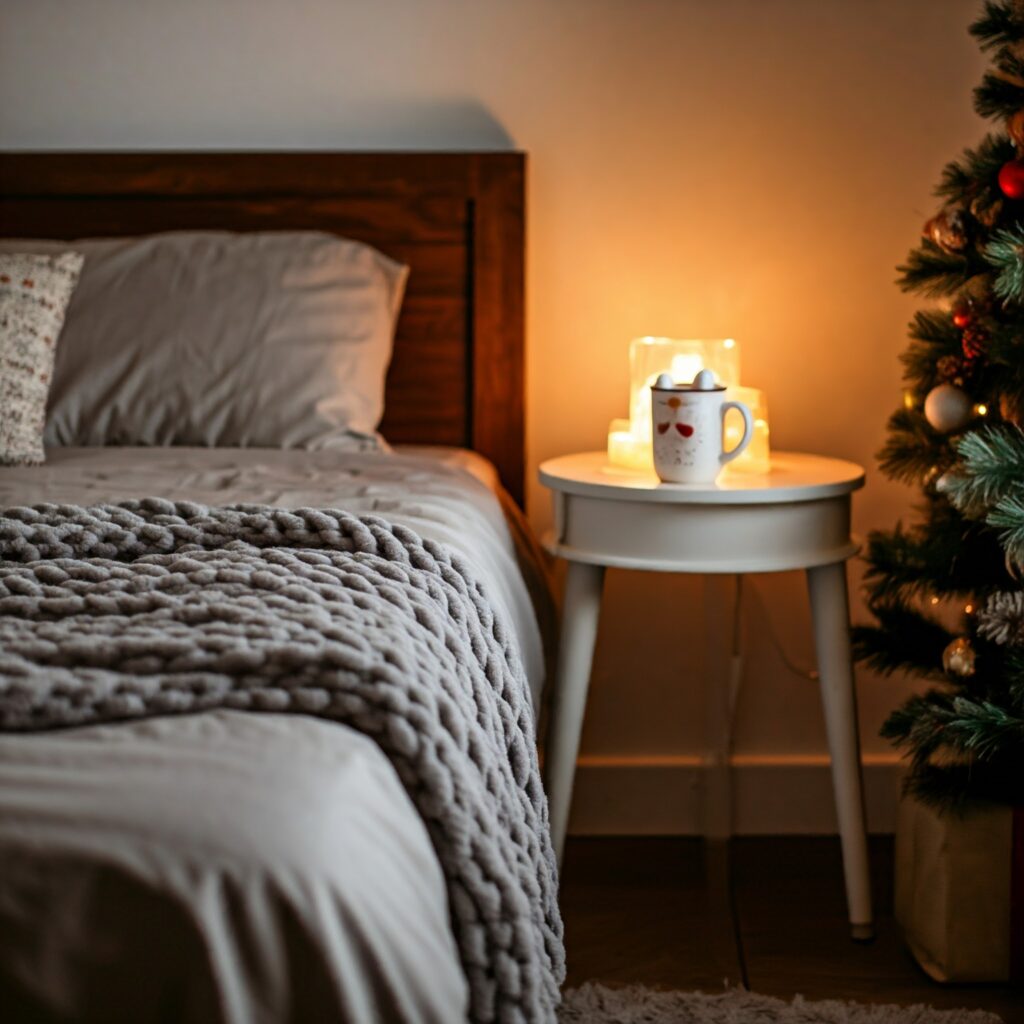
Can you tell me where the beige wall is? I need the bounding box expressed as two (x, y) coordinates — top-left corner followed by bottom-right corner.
(0, 0), (986, 825)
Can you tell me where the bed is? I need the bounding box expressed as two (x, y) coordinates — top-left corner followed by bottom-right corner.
(0, 153), (562, 1024)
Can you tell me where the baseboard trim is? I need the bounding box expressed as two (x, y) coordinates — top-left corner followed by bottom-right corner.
(567, 754), (903, 835)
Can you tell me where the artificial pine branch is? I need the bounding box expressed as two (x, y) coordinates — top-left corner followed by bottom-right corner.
(979, 320), (1024, 369)
(851, 605), (953, 679)
(896, 238), (986, 297)
(951, 428), (1024, 563)
(900, 342), (961, 391)
(876, 407), (952, 484)
(946, 426), (1024, 514)
(983, 223), (1024, 300)
(934, 133), (1016, 204)
(975, 71), (1024, 119)
(882, 691), (962, 765)
(862, 524), (937, 601)
(908, 308), (963, 345)
(1004, 647), (1024, 708)
(970, 1), (1024, 51)
(899, 311), (966, 391)
(944, 695), (1024, 758)
(862, 507), (1009, 601)
(989, 490), (1024, 563)
(994, 44), (1024, 82)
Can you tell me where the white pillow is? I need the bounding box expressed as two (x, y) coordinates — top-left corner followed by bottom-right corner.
(0, 252), (83, 465)
(0, 232), (408, 449)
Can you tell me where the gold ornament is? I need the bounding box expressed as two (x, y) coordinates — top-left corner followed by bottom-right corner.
(923, 208), (969, 253)
(1000, 390), (1024, 427)
(1010, 110), (1024, 149)
(942, 636), (976, 678)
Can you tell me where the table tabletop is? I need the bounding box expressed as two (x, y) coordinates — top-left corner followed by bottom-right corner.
(538, 451), (865, 505)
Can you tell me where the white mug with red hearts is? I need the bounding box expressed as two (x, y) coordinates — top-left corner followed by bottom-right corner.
(651, 369), (754, 484)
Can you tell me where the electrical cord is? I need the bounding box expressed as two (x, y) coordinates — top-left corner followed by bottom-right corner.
(744, 576), (820, 683)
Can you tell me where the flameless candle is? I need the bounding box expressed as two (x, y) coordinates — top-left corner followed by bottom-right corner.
(627, 338), (740, 449)
(606, 418), (653, 471)
(606, 336), (771, 475)
(723, 385), (771, 473)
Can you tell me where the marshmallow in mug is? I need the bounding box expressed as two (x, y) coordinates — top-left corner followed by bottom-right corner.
(651, 369), (753, 484)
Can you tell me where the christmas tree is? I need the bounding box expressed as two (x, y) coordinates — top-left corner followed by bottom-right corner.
(853, 0), (1024, 811)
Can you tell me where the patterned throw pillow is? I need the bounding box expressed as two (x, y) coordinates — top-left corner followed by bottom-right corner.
(0, 252), (83, 465)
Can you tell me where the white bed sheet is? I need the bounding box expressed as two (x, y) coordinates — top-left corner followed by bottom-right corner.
(0, 445), (547, 1024)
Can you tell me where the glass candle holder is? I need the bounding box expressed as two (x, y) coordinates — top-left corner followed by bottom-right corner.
(723, 385), (771, 473)
(606, 336), (771, 475)
(606, 417), (653, 471)
(627, 338), (741, 441)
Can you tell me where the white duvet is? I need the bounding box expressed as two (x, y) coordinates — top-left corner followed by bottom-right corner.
(0, 446), (546, 1024)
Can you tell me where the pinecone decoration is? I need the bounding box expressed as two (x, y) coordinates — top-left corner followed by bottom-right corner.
(961, 324), (988, 364)
(1000, 390), (1024, 426)
(977, 591), (1024, 646)
(936, 354), (966, 385)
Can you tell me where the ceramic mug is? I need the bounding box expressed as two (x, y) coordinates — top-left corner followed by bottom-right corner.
(651, 370), (754, 484)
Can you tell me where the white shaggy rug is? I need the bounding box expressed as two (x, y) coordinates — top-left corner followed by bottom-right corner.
(558, 983), (1003, 1023)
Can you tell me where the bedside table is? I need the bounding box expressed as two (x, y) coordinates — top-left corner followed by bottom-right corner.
(539, 450), (873, 939)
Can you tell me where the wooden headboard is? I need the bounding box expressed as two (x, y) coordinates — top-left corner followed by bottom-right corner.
(0, 152), (526, 504)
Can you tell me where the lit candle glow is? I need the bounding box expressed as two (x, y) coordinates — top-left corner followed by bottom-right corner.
(606, 418), (653, 471)
(606, 336), (771, 474)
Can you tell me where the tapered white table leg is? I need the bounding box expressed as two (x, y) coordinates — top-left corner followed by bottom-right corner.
(807, 560), (874, 941)
(545, 561), (605, 867)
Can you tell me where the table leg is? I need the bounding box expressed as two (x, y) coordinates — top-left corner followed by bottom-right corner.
(545, 560), (605, 867)
(701, 575), (743, 842)
(806, 560), (874, 941)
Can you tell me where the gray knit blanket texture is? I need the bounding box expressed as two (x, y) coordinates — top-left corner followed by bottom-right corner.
(0, 500), (564, 1024)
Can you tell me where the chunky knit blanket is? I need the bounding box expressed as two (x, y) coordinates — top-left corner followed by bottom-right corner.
(0, 500), (564, 1024)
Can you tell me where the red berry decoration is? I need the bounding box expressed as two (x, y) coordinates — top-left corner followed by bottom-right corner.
(951, 303), (973, 329)
(998, 158), (1024, 199)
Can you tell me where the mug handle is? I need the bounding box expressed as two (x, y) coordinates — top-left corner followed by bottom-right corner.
(720, 400), (754, 465)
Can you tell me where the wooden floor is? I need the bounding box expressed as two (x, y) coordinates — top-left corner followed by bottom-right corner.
(560, 836), (1021, 1020)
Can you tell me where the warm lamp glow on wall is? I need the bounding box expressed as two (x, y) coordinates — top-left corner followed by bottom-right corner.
(606, 336), (771, 474)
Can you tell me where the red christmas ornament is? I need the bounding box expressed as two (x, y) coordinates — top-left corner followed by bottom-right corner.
(952, 303), (973, 329)
(998, 158), (1024, 199)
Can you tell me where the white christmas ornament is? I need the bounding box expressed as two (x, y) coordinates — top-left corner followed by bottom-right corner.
(924, 383), (973, 433)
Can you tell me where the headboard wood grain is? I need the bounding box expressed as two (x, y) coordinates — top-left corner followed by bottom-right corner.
(0, 152), (526, 504)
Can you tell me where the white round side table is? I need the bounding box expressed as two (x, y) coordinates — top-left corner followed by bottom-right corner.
(539, 450), (873, 940)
